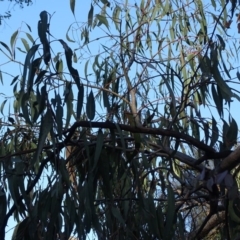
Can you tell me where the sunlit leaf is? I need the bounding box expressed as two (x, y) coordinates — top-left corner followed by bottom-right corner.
(96, 14), (109, 30)
(21, 38), (30, 52)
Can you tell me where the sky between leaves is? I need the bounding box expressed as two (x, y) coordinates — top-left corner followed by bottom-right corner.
(1, 0), (240, 238)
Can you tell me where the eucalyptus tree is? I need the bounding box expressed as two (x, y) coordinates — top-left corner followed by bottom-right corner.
(0, 0), (240, 239)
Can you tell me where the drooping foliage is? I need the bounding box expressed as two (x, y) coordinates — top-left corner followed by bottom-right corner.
(1, 0), (240, 239)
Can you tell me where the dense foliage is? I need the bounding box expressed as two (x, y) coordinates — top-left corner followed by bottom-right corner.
(1, 0), (240, 239)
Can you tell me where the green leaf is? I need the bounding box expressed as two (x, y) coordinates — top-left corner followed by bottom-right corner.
(10, 30), (18, 54)
(66, 24), (75, 42)
(211, 84), (223, 117)
(210, 116), (219, 147)
(0, 41), (12, 57)
(59, 39), (81, 90)
(34, 70), (48, 85)
(93, 129), (104, 170)
(226, 117), (238, 148)
(25, 33), (34, 43)
(96, 14), (109, 30)
(10, 75), (19, 86)
(32, 109), (53, 167)
(211, 66), (232, 101)
(65, 82), (73, 129)
(88, 4), (94, 28)
(11, 218), (29, 240)
(112, 5), (121, 30)
(111, 207), (125, 225)
(56, 104), (63, 139)
(0, 189), (6, 229)
(73, 51), (77, 63)
(86, 90), (95, 120)
(24, 22), (32, 32)
(0, 100), (7, 115)
(21, 38), (30, 52)
(76, 84), (84, 119)
(236, 71), (240, 81)
(0, 70), (2, 85)
(22, 44), (40, 91)
(165, 186), (176, 239)
(216, 34), (225, 50)
(70, 0), (75, 15)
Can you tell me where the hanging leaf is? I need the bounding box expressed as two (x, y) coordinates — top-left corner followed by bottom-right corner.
(32, 109), (53, 167)
(0, 41), (12, 57)
(0, 100), (7, 114)
(92, 129), (104, 170)
(211, 84), (223, 117)
(21, 44), (40, 91)
(70, 0), (75, 16)
(226, 117), (238, 148)
(26, 33), (34, 43)
(10, 30), (18, 58)
(59, 39), (81, 90)
(210, 116), (219, 147)
(56, 104), (63, 140)
(96, 14), (109, 30)
(86, 90), (95, 120)
(76, 84), (84, 119)
(21, 38), (30, 52)
(88, 4), (94, 28)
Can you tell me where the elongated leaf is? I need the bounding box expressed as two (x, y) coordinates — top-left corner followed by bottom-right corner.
(10, 75), (19, 86)
(111, 207), (125, 225)
(0, 189), (6, 230)
(226, 117), (238, 148)
(27, 57), (42, 94)
(66, 24), (75, 43)
(65, 87), (73, 129)
(76, 84), (84, 119)
(26, 33), (34, 43)
(59, 39), (81, 90)
(70, 0), (75, 15)
(211, 84), (223, 117)
(93, 129), (104, 170)
(22, 44), (40, 91)
(0, 100), (7, 114)
(32, 109), (53, 167)
(34, 70), (47, 85)
(56, 104), (63, 139)
(216, 34), (225, 50)
(0, 70), (2, 85)
(0, 41), (12, 57)
(165, 186), (176, 239)
(88, 4), (94, 27)
(10, 30), (18, 58)
(112, 5), (121, 30)
(96, 14), (109, 30)
(210, 116), (219, 147)
(21, 38), (30, 52)
(86, 90), (95, 120)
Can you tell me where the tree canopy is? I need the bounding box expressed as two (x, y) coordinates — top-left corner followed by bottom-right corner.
(1, 0), (240, 239)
